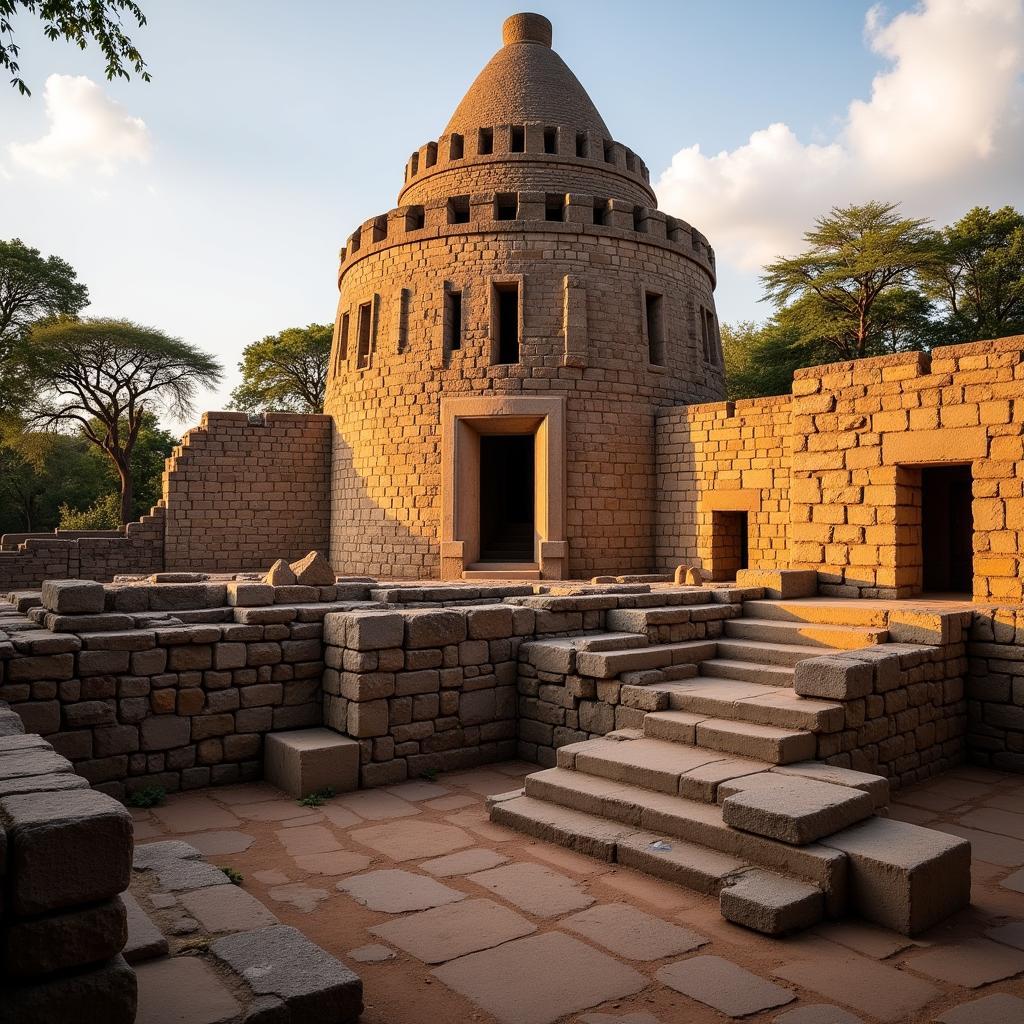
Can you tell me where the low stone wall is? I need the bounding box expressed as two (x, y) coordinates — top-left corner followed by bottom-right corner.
(966, 607), (1024, 771)
(0, 715), (136, 1021)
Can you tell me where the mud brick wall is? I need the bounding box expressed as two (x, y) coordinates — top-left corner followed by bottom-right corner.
(0, 718), (137, 1020)
(162, 411), (331, 574)
(966, 607), (1024, 771)
(655, 396), (792, 579)
(0, 605), (326, 800)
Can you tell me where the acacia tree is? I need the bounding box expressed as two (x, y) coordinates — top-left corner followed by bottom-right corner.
(228, 323), (332, 414)
(18, 318), (222, 524)
(761, 202), (938, 360)
(920, 205), (1024, 342)
(1, 0), (149, 95)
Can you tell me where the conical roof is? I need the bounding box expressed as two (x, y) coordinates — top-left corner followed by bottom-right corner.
(443, 13), (610, 137)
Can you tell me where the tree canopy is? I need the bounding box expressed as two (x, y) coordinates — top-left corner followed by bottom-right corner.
(229, 323), (332, 414)
(1, 0), (150, 95)
(17, 318), (222, 524)
(761, 201), (938, 361)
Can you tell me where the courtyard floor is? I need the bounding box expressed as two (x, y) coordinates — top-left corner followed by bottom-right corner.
(129, 762), (1024, 1024)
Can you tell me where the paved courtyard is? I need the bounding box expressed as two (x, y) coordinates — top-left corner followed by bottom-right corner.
(129, 763), (1024, 1024)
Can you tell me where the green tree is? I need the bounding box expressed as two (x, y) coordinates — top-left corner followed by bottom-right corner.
(16, 317), (222, 525)
(762, 201), (938, 361)
(721, 319), (821, 400)
(229, 323), (332, 414)
(921, 205), (1024, 343)
(58, 491), (121, 529)
(1, 0), (149, 95)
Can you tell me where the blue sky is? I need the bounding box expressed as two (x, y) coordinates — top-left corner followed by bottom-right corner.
(2, 0), (1022, 422)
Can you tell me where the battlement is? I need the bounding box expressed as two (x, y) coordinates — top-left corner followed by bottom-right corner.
(339, 188), (716, 284)
(397, 122), (654, 203)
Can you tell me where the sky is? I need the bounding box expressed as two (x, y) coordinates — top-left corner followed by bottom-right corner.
(2, 0), (1023, 427)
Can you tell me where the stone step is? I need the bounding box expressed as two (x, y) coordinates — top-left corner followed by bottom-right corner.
(724, 618), (888, 650)
(575, 641), (718, 679)
(700, 658), (796, 686)
(694, 718), (817, 765)
(645, 679), (845, 734)
(605, 603), (732, 631)
(522, 633), (651, 674)
(714, 638), (824, 668)
(719, 869), (825, 934)
(522, 768), (848, 912)
(556, 735), (769, 801)
(742, 599), (889, 628)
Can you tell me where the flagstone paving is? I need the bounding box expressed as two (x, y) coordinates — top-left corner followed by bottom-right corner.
(129, 762), (1024, 1024)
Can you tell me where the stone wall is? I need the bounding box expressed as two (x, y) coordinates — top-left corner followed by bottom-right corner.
(967, 606), (1024, 771)
(162, 412), (332, 574)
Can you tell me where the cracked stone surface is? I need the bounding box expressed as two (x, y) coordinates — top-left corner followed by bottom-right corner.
(337, 869), (466, 913)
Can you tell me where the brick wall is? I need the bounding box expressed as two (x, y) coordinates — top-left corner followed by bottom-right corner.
(967, 607), (1024, 771)
(162, 412), (331, 574)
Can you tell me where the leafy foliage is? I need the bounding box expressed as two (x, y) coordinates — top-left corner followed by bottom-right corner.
(1, 0), (150, 96)
(16, 317), (222, 524)
(220, 866), (244, 886)
(920, 205), (1024, 342)
(229, 323), (332, 414)
(721, 320), (820, 400)
(761, 202), (938, 361)
(298, 786), (336, 808)
(58, 490), (121, 528)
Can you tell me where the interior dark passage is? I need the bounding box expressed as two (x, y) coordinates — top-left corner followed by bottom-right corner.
(922, 464), (973, 594)
(479, 434), (535, 562)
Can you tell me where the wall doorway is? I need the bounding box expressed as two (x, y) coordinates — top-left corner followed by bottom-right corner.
(708, 511), (749, 580)
(478, 434), (535, 562)
(921, 464), (973, 594)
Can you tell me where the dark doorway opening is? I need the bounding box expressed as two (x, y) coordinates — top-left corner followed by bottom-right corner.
(709, 511), (749, 580)
(922, 464), (973, 594)
(479, 435), (534, 562)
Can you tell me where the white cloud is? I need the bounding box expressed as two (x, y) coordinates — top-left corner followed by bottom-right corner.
(656, 0), (1024, 275)
(8, 74), (150, 179)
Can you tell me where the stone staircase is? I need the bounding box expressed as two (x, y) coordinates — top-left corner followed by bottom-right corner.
(492, 594), (971, 937)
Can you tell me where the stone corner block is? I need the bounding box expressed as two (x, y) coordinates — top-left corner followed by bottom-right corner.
(794, 655), (873, 701)
(40, 579), (106, 615)
(734, 569), (817, 599)
(264, 728), (360, 797)
(226, 581), (274, 607)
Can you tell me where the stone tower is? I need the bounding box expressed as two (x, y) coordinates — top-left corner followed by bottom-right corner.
(324, 12), (724, 580)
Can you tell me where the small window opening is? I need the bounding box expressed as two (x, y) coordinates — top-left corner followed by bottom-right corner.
(602, 140), (614, 163)
(356, 302), (372, 369)
(633, 206), (646, 232)
(701, 306), (718, 363)
(371, 215), (387, 242)
(545, 194), (566, 222)
(495, 193), (518, 221)
(397, 288), (411, 354)
(625, 150), (637, 172)
(645, 292), (665, 365)
(478, 127), (493, 154)
(593, 199), (609, 226)
(445, 289), (462, 352)
(449, 133), (464, 160)
(405, 206), (425, 231)
(448, 195), (470, 225)
(336, 312), (349, 370)
(510, 125), (525, 152)
(349, 230), (361, 253)
(410, 152), (419, 175)
(493, 282), (520, 365)
(543, 127), (557, 154)
(576, 132), (588, 157)
(424, 142), (437, 168)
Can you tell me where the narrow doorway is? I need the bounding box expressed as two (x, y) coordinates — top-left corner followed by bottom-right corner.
(709, 511), (749, 580)
(479, 435), (535, 562)
(922, 464), (973, 594)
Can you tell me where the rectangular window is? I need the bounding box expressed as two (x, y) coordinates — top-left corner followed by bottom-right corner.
(356, 302), (372, 369)
(700, 306), (715, 362)
(545, 194), (566, 222)
(424, 141), (437, 168)
(449, 133), (464, 160)
(478, 127), (493, 155)
(633, 206), (646, 232)
(448, 195), (470, 224)
(510, 125), (525, 152)
(397, 289), (411, 354)
(576, 131), (588, 158)
(371, 215), (387, 242)
(445, 289), (462, 352)
(602, 139), (614, 163)
(543, 126), (557, 154)
(593, 198), (609, 225)
(494, 193), (518, 221)
(493, 282), (520, 365)
(645, 292), (665, 365)
(405, 206), (425, 231)
(625, 150), (636, 172)
(410, 152), (419, 175)
(335, 312), (350, 373)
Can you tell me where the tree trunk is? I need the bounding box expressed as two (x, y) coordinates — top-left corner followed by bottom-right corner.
(114, 454), (133, 526)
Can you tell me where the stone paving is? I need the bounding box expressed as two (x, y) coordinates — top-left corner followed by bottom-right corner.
(128, 762), (1024, 1024)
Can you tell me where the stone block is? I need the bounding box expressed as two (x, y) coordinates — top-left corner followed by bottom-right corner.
(3, 897), (127, 978)
(794, 655), (874, 701)
(290, 550), (336, 586)
(121, 892), (168, 964)
(140, 715), (190, 751)
(335, 611), (405, 651)
(734, 569), (817, 599)
(719, 869), (823, 935)
(405, 610), (467, 648)
(226, 581), (274, 607)
(0, 747), (73, 781)
(0, 954), (137, 1024)
(821, 816), (971, 934)
(211, 925), (362, 1022)
(0, 789), (132, 915)
(41, 579), (106, 615)
(348, 700), (389, 738)
(264, 728), (360, 797)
